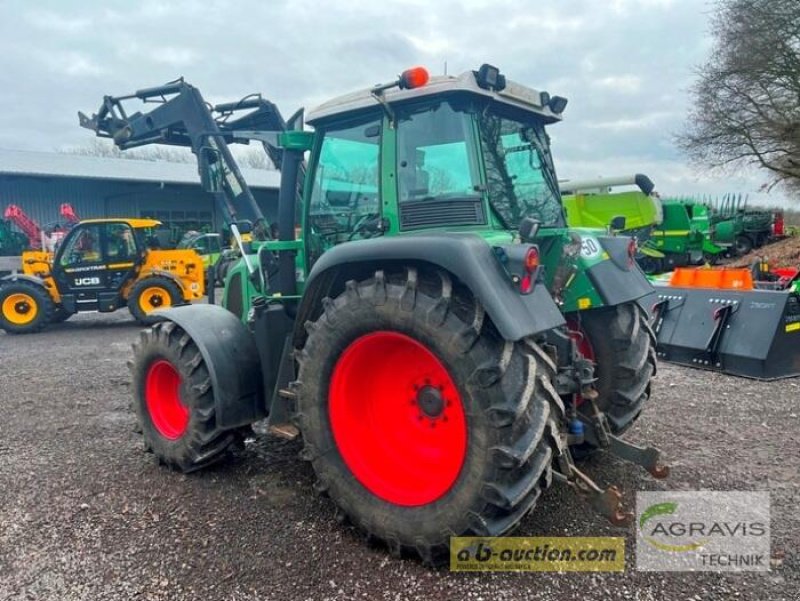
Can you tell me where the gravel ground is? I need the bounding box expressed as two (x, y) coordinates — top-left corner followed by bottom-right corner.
(0, 310), (797, 600)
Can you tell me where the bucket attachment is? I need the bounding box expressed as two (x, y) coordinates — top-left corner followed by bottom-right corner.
(644, 283), (800, 379)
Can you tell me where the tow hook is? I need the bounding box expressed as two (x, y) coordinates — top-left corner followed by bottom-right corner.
(584, 401), (670, 479)
(553, 465), (633, 526)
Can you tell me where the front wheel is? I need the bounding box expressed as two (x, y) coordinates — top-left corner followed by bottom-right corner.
(128, 276), (182, 325)
(569, 302), (656, 440)
(0, 280), (54, 334)
(130, 321), (241, 472)
(295, 268), (564, 563)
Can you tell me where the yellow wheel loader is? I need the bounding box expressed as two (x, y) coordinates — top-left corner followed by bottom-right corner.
(0, 218), (204, 334)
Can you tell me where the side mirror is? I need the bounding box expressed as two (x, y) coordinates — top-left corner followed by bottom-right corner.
(199, 147), (223, 192)
(519, 217), (541, 241)
(609, 216), (627, 232)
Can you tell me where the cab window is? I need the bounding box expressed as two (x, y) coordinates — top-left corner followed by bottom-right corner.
(60, 224), (102, 266)
(105, 223), (137, 261)
(396, 102), (480, 202)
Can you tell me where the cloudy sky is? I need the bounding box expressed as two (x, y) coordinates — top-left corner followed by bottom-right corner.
(0, 0), (785, 205)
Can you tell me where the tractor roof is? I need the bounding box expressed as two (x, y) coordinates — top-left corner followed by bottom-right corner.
(307, 68), (565, 126)
(79, 218), (161, 229)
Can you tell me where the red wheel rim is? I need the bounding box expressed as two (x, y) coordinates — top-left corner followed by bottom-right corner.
(567, 318), (595, 406)
(145, 359), (189, 440)
(329, 331), (467, 506)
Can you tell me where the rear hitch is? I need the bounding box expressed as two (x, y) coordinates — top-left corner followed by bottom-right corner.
(554, 467), (632, 526)
(584, 401), (670, 479)
(552, 455), (632, 526)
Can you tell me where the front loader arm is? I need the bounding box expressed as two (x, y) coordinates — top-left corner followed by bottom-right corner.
(79, 80), (287, 230)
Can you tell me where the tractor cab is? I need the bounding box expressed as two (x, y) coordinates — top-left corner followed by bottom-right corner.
(304, 66), (567, 265)
(50, 219), (155, 313)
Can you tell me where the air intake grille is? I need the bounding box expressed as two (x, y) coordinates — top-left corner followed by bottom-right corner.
(400, 198), (486, 230)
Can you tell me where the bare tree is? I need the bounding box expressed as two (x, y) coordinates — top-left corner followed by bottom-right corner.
(680, 0), (800, 192)
(60, 139), (277, 170)
(60, 138), (194, 163)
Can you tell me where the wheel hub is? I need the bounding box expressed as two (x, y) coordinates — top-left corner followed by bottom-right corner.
(145, 359), (189, 440)
(14, 301), (30, 314)
(329, 331), (467, 506)
(416, 384), (444, 418)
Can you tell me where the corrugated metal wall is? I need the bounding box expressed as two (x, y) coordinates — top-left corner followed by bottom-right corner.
(0, 174), (278, 232)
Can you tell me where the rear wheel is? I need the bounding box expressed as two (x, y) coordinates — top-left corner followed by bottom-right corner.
(295, 268), (564, 563)
(569, 302), (656, 442)
(734, 235), (754, 256)
(0, 280), (54, 334)
(128, 277), (182, 325)
(130, 321), (241, 472)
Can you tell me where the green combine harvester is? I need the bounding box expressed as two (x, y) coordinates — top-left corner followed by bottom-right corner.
(559, 175), (722, 273)
(645, 198), (725, 273)
(706, 194), (773, 255)
(561, 174), (660, 234)
(81, 64), (668, 563)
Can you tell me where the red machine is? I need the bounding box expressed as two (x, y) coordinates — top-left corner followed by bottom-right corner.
(3, 204), (43, 249)
(59, 203), (80, 224)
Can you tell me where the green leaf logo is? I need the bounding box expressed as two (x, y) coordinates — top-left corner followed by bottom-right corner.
(639, 501), (707, 552)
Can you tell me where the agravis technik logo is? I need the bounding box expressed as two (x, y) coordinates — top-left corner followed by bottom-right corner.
(636, 491), (770, 572)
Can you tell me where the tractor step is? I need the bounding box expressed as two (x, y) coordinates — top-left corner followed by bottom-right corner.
(267, 423), (299, 439)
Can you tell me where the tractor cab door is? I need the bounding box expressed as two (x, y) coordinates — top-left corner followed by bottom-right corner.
(305, 115), (382, 267)
(52, 222), (141, 313)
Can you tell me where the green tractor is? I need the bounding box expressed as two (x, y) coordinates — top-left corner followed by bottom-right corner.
(82, 65), (664, 562)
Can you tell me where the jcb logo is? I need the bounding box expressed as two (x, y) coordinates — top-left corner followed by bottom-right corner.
(74, 277), (101, 286)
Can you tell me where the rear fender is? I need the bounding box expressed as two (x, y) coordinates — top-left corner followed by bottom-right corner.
(562, 232), (653, 312)
(151, 304), (265, 428)
(294, 233), (566, 345)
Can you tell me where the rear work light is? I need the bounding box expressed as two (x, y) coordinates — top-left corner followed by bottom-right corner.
(520, 246), (540, 294)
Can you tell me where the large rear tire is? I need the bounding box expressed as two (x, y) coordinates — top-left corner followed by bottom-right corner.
(294, 267), (564, 563)
(130, 321), (242, 472)
(570, 302), (656, 439)
(128, 276), (182, 325)
(0, 280), (54, 334)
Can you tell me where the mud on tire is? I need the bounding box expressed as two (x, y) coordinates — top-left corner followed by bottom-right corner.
(130, 321), (241, 472)
(293, 267), (565, 563)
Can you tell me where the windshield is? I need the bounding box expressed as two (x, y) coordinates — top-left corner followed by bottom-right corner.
(477, 109), (564, 227)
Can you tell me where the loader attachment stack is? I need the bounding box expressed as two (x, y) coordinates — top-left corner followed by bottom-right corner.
(644, 267), (800, 379)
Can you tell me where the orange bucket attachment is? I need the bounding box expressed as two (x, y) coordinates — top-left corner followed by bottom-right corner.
(668, 267), (754, 290)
